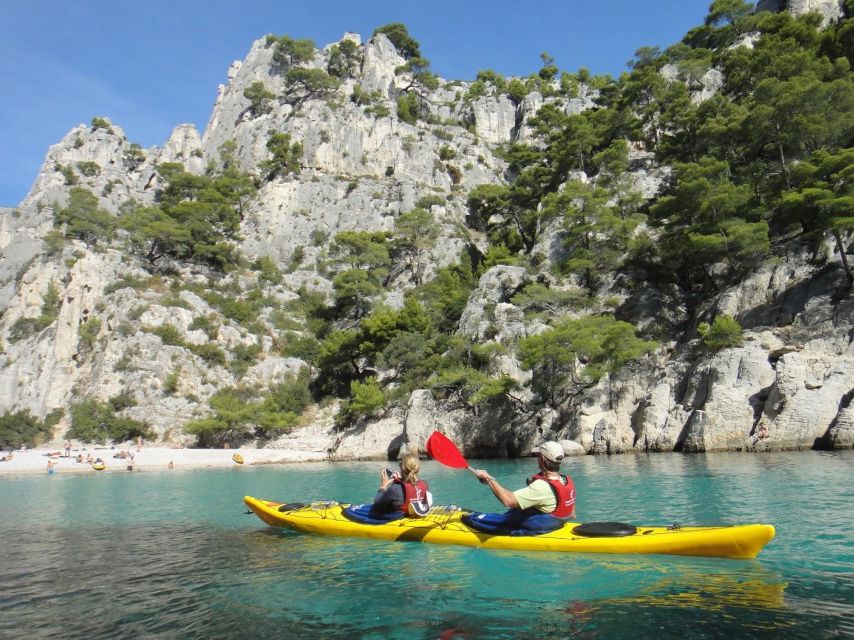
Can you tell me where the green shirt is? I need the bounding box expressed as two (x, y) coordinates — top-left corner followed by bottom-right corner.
(513, 479), (556, 513)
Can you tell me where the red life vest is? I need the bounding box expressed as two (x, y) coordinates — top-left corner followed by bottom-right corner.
(394, 479), (430, 515)
(528, 472), (575, 518)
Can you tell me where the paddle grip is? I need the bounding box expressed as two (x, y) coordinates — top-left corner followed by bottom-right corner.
(468, 466), (488, 484)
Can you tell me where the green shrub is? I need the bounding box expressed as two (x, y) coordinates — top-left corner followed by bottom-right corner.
(8, 281), (62, 342)
(698, 315), (744, 351)
(397, 93), (419, 124)
(164, 369), (180, 394)
(289, 246), (305, 271)
(43, 229), (65, 256)
(438, 145), (456, 161)
(347, 378), (386, 418)
(188, 342), (227, 366)
(253, 255), (284, 284)
(446, 164), (462, 185)
(0, 409), (63, 449)
(78, 317), (102, 349)
(229, 342), (262, 378)
(366, 104), (390, 118)
(56, 163), (78, 186)
(76, 161), (101, 177)
(218, 298), (256, 324)
(278, 331), (320, 363)
(8, 316), (50, 342)
(90, 116), (112, 132)
(311, 229), (329, 246)
(189, 315), (219, 340)
(147, 324), (185, 346)
(267, 368), (312, 414)
(415, 194), (444, 209)
(67, 400), (151, 445)
(183, 381), (306, 447)
(105, 275), (154, 294)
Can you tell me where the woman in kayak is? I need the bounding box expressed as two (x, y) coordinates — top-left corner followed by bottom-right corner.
(467, 441), (575, 535)
(373, 452), (432, 516)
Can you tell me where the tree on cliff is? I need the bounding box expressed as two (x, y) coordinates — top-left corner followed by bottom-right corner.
(243, 81), (276, 116)
(267, 34), (316, 69)
(781, 147), (854, 288)
(373, 23), (421, 59)
(392, 207), (440, 285)
(261, 133), (303, 180)
(120, 162), (251, 269)
(543, 180), (642, 292)
(518, 315), (658, 407)
(55, 187), (115, 247)
(327, 38), (362, 79)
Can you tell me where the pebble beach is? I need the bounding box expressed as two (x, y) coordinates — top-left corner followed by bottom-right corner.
(0, 445), (327, 475)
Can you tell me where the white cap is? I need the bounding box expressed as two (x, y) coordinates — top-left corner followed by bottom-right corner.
(532, 441), (565, 463)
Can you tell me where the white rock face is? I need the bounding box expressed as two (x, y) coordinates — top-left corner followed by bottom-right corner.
(471, 95), (518, 145)
(242, 357), (307, 389)
(756, 0), (845, 25)
(458, 266), (530, 339)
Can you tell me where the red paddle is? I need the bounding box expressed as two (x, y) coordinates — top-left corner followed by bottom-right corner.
(426, 431), (484, 481)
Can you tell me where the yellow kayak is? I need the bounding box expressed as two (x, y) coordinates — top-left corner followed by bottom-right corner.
(244, 496), (775, 559)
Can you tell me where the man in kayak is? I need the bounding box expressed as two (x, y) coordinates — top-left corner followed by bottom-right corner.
(466, 441), (575, 535)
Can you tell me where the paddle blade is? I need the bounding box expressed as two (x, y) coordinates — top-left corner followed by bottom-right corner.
(426, 431), (469, 469)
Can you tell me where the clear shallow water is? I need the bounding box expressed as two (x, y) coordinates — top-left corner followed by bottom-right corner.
(0, 451), (851, 639)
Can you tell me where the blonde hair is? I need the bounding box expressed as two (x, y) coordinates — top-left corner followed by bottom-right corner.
(399, 452), (420, 485)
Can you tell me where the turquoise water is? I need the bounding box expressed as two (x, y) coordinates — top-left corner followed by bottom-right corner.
(0, 451), (851, 639)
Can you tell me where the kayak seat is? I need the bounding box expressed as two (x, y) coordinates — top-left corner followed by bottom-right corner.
(572, 522), (638, 537)
(462, 510), (567, 537)
(342, 504), (406, 525)
(277, 502), (306, 512)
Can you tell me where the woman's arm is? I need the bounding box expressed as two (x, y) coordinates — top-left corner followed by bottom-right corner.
(373, 483), (405, 510)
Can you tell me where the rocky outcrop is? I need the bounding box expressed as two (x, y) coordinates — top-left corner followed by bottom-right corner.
(757, 0), (845, 25)
(458, 266), (531, 340)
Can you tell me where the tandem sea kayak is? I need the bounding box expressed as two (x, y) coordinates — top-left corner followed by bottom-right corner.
(244, 496), (775, 559)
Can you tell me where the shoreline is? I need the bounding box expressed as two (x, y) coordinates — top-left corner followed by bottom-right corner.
(0, 445), (336, 476)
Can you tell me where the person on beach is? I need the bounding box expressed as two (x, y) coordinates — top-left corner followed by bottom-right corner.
(136, 435), (143, 452)
(373, 452), (432, 516)
(75, 454), (84, 463)
(64, 441), (71, 457)
(1, 451), (12, 462)
(466, 441), (576, 535)
(47, 459), (56, 474)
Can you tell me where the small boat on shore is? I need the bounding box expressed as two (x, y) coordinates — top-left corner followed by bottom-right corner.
(244, 496), (775, 559)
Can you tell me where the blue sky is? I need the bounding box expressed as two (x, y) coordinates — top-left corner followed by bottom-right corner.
(0, 0), (712, 207)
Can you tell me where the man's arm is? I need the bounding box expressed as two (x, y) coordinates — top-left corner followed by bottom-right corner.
(474, 470), (520, 509)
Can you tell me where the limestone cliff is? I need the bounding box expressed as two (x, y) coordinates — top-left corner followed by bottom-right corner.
(0, 6), (851, 459)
